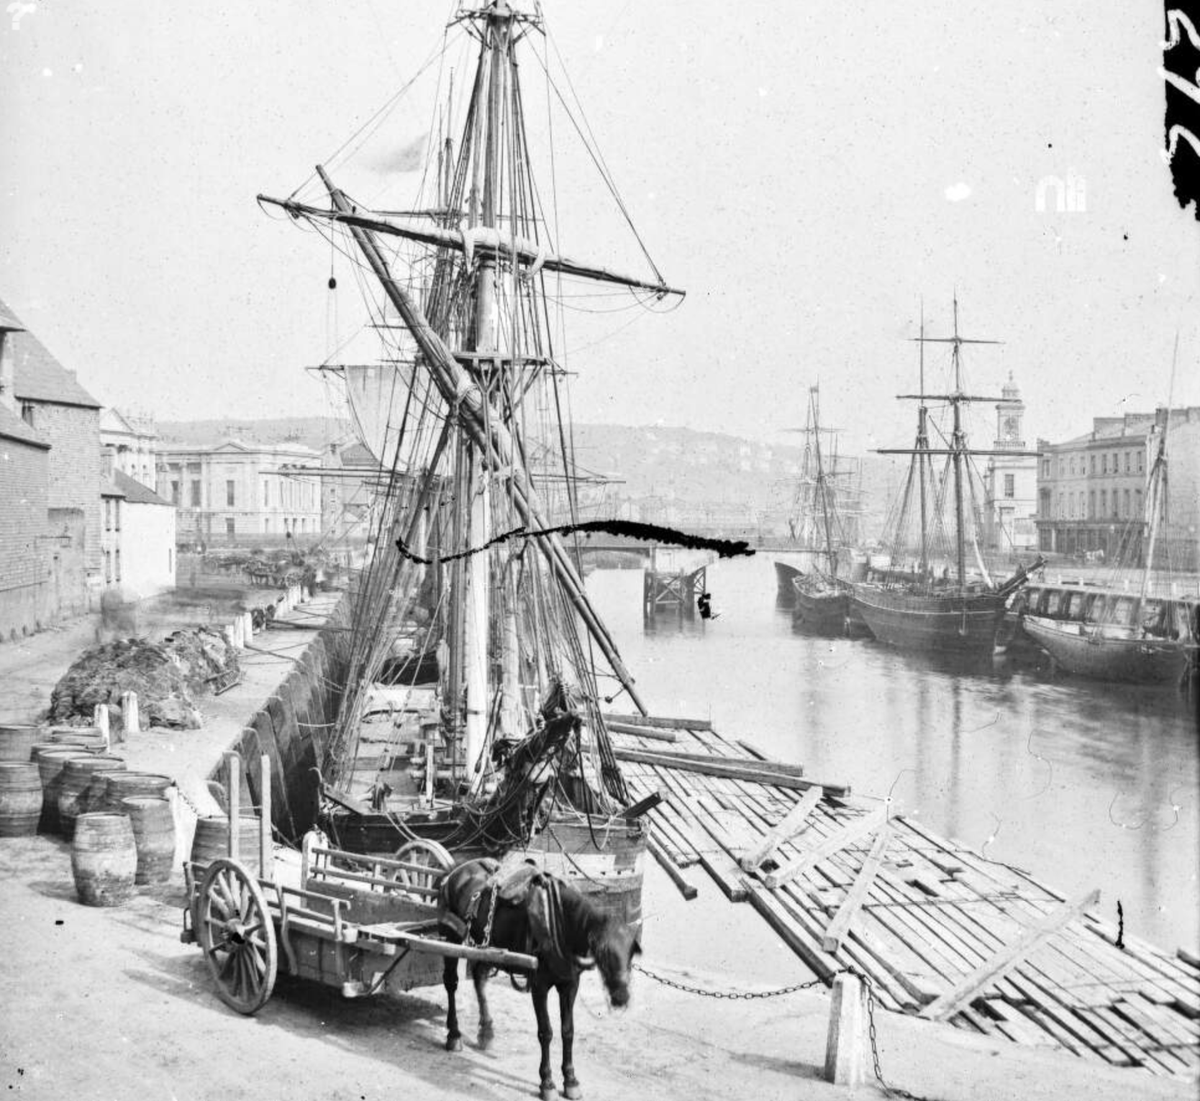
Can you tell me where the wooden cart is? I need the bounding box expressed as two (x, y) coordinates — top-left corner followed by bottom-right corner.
(181, 752), (536, 1015)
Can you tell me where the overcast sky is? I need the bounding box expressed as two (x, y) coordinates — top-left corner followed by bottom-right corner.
(3, 1), (1197, 457)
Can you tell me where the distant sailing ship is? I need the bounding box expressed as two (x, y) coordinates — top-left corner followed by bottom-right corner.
(773, 385), (861, 606)
(786, 386), (858, 631)
(852, 301), (1042, 655)
(1023, 347), (1199, 684)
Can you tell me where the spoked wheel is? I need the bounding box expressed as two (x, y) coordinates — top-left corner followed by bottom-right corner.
(390, 839), (455, 898)
(197, 858), (277, 1015)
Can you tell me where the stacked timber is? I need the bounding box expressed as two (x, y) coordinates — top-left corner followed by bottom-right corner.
(610, 714), (1200, 1079)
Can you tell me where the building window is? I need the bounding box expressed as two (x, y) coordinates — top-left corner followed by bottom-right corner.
(20, 402), (35, 427)
(104, 499), (112, 531)
(1100, 489), (1107, 515)
(171, 481), (181, 506)
(1003, 474), (1015, 498)
(226, 517), (236, 536)
(1089, 490), (1095, 518)
(263, 480), (269, 507)
(1124, 452), (1131, 473)
(115, 549), (121, 582)
(114, 500), (120, 532)
(104, 550), (112, 583)
(1042, 459), (1050, 478)
(1135, 488), (1143, 516)
(226, 480), (236, 507)
(1123, 488), (1131, 518)
(1112, 493), (1119, 518)
(1137, 451), (1144, 473)
(191, 480), (201, 506)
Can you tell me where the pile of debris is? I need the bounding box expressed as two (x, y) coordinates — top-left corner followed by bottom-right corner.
(48, 627), (240, 730)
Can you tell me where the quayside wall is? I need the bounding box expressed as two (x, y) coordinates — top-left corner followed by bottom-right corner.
(216, 594), (353, 843)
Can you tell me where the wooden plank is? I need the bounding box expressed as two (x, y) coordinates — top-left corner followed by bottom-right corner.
(614, 747), (847, 794)
(604, 722), (678, 742)
(762, 806), (888, 889)
(602, 712), (711, 731)
(822, 824), (891, 952)
(736, 738), (773, 761)
(920, 888), (1102, 1021)
(738, 788), (823, 871)
(614, 746), (805, 777)
(620, 790), (663, 819)
(648, 837), (698, 901)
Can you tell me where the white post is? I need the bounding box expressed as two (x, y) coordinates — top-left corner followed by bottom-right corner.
(242, 611), (254, 640)
(121, 690), (140, 736)
(824, 972), (868, 1087)
(259, 753), (272, 882)
(94, 703), (111, 750)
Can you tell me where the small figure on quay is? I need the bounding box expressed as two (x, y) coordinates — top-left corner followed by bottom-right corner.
(697, 590), (716, 619)
(438, 857), (640, 1101)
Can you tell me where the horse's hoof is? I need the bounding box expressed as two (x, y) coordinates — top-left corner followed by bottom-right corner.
(563, 1086), (583, 1100)
(477, 1026), (494, 1052)
(445, 1037), (463, 1053)
(539, 1085), (558, 1101)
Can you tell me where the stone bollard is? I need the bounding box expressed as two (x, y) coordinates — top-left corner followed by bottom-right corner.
(824, 972), (868, 1087)
(93, 704), (111, 751)
(230, 616), (244, 650)
(120, 691), (140, 737)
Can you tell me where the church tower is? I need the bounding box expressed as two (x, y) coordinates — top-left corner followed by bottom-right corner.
(994, 371), (1025, 448)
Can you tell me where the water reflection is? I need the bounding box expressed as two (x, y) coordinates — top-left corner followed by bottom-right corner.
(587, 559), (1199, 954)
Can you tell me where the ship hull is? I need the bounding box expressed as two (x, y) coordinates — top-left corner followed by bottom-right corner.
(852, 585), (1007, 654)
(793, 583), (851, 632)
(1023, 615), (1197, 685)
(774, 561), (805, 601)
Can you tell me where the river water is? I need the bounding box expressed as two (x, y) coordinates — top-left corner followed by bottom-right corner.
(585, 556), (1199, 973)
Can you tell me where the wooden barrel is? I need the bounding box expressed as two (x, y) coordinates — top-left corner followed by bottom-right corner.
(58, 756), (127, 840)
(122, 796), (176, 885)
(190, 814), (263, 876)
(47, 727), (107, 749)
(71, 813), (137, 906)
(33, 747), (82, 833)
(0, 762), (43, 836)
(0, 724), (40, 763)
(101, 772), (173, 813)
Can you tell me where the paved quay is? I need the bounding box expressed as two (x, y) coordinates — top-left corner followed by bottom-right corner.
(0, 597), (1193, 1101)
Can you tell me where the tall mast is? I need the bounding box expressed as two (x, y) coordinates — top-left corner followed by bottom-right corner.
(1137, 332), (1179, 608)
(917, 305), (929, 575)
(950, 297), (966, 585)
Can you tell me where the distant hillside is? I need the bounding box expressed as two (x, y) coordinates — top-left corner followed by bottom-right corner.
(157, 416), (902, 538)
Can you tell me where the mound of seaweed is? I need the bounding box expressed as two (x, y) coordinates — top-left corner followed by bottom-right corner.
(48, 628), (240, 730)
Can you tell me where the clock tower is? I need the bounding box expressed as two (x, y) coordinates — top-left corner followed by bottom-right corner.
(995, 371), (1024, 449)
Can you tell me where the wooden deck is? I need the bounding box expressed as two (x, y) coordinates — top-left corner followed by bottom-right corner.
(604, 714), (1200, 1079)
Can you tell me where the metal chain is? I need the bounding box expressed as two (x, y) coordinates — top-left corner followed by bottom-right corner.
(636, 962), (936, 1101)
(633, 963), (823, 1001)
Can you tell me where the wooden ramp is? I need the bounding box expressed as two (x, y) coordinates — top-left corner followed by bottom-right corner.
(606, 715), (1200, 1080)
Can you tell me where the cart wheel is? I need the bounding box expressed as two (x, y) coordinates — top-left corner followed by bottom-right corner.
(391, 839), (455, 897)
(197, 858), (277, 1015)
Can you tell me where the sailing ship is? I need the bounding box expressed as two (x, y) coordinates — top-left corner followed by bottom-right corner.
(774, 385), (855, 602)
(258, 1), (683, 912)
(784, 386), (857, 631)
(1023, 367), (1199, 684)
(851, 301), (1042, 655)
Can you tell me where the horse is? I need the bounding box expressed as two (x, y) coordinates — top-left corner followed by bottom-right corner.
(437, 857), (640, 1101)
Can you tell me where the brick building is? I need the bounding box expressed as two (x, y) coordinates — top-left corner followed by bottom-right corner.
(0, 399), (51, 639)
(157, 438), (322, 547)
(1034, 406), (1200, 570)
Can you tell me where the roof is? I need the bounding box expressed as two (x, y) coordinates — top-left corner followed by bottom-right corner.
(113, 468), (172, 506)
(0, 402), (51, 449)
(100, 477), (125, 498)
(0, 296), (101, 409)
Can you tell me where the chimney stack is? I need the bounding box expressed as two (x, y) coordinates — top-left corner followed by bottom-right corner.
(0, 317), (26, 413)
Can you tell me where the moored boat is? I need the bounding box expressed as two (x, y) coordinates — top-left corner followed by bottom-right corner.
(852, 301), (1042, 654)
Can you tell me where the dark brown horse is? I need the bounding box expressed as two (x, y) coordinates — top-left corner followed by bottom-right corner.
(438, 857), (640, 1101)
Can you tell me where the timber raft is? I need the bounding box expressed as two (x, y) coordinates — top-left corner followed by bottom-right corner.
(602, 712), (1200, 1079)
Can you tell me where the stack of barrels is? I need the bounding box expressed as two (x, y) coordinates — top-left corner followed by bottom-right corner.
(0, 722), (178, 907)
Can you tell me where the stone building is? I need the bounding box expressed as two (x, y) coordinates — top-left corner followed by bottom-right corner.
(0, 297), (102, 633)
(980, 374), (1039, 551)
(157, 438), (322, 547)
(1034, 406), (1200, 570)
(100, 407), (159, 490)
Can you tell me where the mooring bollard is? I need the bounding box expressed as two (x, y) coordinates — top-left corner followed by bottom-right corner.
(824, 972), (867, 1087)
(93, 704), (111, 751)
(242, 611), (253, 641)
(121, 691), (140, 737)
